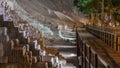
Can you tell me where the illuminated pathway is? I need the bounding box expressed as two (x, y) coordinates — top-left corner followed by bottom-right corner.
(46, 31), (78, 68)
(46, 40), (78, 68)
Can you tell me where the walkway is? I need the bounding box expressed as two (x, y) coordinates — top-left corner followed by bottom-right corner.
(78, 28), (120, 68)
(46, 31), (79, 68)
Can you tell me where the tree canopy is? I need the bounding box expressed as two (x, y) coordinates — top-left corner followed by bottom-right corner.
(74, 0), (120, 22)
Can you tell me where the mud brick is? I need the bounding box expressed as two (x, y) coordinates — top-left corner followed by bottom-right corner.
(14, 27), (19, 33)
(23, 52), (32, 64)
(0, 37), (12, 56)
(0, 22), (4, 27)
(33, 40), (38, 46)
(25, 51), (32, 58)
(23, 54), (28, 63)
(13, 39), (19, 47)
(32, 50), (40, 56)
(40, 49), (46, 56)
(37, 56), (42, 62)
(7, 27), (20, 39)
(0, 15), (3, 22)
(27, 37), (31, 43)
(0, 35), (10, 43)
(4, 21), (14, 28)
(0, 56), (8, 63)
(29, 36), (35, 42)
(19, 37), (30, 44)
(26, 54), (31, 63)
(17, 55), (27, 63)
(0, 43), (4, 56)
(18, 23), (24, 30)
(33, 40), (39, 50)
(42, 56), (54, 62)
(37, 45), (41, 50)
(18, 33), (24, 38)
(41, 56), (54, 67)
(0, 27), (7, 36)
(26, 44), (30, 51)
(10, 40), (15, 49)
(38, 40), (45, 50)
(12, 46), (26, 57)
(32, 56), (37, 63)
(8, 56), (17, 63)
(35, 62), (48, 68)
(29, 42), (36, 51)
(4, 40), (14, 56)
(23, 30), (26, 37)
(23, 38), (30, 44)
(27, 51), (32, 64)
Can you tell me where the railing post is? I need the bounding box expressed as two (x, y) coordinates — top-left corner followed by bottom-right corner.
(76, 29), (83, 68)
(110, 33), (113, 47)
(94, 54), (98, 68)
(88, 47), (91, 68)
(81, 54), (83, 68)
(105, 32), (107, 43)
(82, 41), (84, 54)
(104, 31), (105, 42)
(108, 33), (110, 46)
(80, 39), (84, 68)
(106, 65), (110, 68)
(112, 34), (114, 48)
(116, 34), (118, 51)
(84, 44), (87, 68)
(77, 39), (80, 56)
(107, 32), (108, 45)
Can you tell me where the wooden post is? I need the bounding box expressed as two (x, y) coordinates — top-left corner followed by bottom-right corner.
(112, 34), (114, 48)
(76, 32), (80, 56)
(110, 34), (112, 47)
(116, 34), (118, 51)
(106, 65), (110, 68)
(81, 54), (83, 68)
(105, 32), (106, 43)
(88, 47), (91, 68)
(107, 32), (109, 45)
(84, 44), (87, 68)
(94, 54), (98, 68)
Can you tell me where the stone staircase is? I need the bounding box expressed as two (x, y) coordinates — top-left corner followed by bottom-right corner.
(50, 30), (77, 68)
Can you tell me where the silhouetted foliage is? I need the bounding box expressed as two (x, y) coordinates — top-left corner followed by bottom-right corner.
(74, 0), (120, 22)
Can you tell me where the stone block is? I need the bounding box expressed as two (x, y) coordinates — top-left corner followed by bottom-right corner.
(0, 35), (10, 43)
(11, 46), (26, 57)
(32, 50), (40, 56)
(32, 56), (37, 63)
(0, 27), (7, 36)
(8, 56), (17, 63)
(19, 37), (30, 44)
(37, 56), (42, 62)
(13, 39), (19, 47)
(0, 15), (3, 22)
(0, 56), (8, 63)
(0, 43), (4, 57)
(35, 62), (48, 68)
(4, 21), (14, 28)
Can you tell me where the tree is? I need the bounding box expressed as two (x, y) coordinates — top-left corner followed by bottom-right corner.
(74, 0), (120, 23)
(111, 0), (120, 22)
(74, 0), (93, 14)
